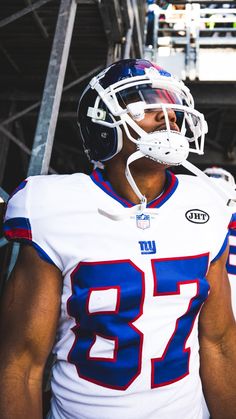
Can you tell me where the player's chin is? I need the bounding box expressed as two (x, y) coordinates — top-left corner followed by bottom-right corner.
(132, 154), (171, 172)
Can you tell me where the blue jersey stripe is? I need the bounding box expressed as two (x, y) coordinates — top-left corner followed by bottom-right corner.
(4, 217), (55, 265)
(4, 217), (32, 240)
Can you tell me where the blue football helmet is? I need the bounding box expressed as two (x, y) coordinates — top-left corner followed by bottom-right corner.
(77, 59), (207, 166)
(77, 59), (236, 213)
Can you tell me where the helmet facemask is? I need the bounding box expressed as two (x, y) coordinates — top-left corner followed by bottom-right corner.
(88, 67), (207, 167)
(78, 61), (235, 217)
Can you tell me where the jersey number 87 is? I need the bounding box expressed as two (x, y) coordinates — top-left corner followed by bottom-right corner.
(67, 255), (209, 390)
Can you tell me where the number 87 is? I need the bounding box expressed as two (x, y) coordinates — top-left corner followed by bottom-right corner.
(67, 255), (209, 390)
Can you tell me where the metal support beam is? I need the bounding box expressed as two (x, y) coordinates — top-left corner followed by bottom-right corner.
(0, 238), (8, 248)
(15, 120), (31, 173)
(0, 43), (21, 74)
(0, 188), (9, 202)
(97, 0), (124, 44)
(0, 104), (16, 184)
(0, 130), (10, 183)
(0, 125), (57, 175)
(123, 0), (134, 59)
(0, 125), (32, 156)
(24, 0), (50, 39)
(0, 65), (103, 128)
(0, 0), (54, 28)
(1, 0), (79, 276)
(131, 0), (143, 58)
(27, 0), (77, 176)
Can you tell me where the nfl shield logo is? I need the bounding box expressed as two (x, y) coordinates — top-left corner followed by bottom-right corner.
(136, 213), (150, 230)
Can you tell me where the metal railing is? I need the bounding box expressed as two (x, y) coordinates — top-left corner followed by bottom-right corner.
(145, 4), (236, 80)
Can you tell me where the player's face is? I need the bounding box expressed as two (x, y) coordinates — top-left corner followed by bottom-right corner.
(119, 108), (179, 170)
(119, 84), (181, 135)
(108, 108), (179, 179)
(122, 108), (180, 156)
(135, 108), (180, 134)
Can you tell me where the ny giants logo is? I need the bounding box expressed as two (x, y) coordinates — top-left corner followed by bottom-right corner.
(139, 240), (156, 255)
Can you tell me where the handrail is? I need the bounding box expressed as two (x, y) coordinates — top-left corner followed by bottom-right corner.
(145, 3), (236, 80)
(146, 5), (236, 42)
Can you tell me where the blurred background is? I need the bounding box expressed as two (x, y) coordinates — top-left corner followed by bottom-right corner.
(0, 0), (236, 289)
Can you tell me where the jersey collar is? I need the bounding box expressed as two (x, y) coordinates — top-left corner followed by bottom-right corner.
(90, 168), (178, 208)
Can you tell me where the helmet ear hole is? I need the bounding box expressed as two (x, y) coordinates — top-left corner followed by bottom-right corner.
(78, 93), (123, 162)
(88, 116), (121, 162)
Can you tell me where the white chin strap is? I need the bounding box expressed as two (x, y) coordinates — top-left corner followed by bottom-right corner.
(125, 151), (147, 204)
(98, 151), (149, 221)
(98, 151), (150, 221)
(98, 150), (163, 221)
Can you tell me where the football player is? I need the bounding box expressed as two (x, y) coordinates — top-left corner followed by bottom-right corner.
(0, 59), (236, 419)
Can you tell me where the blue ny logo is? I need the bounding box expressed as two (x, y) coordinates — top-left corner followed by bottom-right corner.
(139, 240), (156, 255)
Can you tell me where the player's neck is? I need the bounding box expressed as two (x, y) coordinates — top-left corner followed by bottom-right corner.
(105, 159), (167, 205)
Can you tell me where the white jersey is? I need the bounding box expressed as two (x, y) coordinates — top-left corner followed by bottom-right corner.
(4, 169), (232, 419)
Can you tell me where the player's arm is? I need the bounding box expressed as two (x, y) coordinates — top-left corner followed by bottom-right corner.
(199, 245), (236, 419)
(0, 244), (62, 419)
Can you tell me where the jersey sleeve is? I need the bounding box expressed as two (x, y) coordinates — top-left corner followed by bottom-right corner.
(212, 211), (236, 263)
(3, 177), (63, 270)
(226, 212), (236, 275)
(229, 212), (236, 231)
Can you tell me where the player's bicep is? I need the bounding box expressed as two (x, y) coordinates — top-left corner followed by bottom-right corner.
(0, 244), (62, 369)
(199, 246), (235, 344)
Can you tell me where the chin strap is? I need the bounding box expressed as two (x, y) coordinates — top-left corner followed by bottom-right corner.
(182, 160), (236, 207)
(125, 151), (147, 205)
(98, 151), (153, 220)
